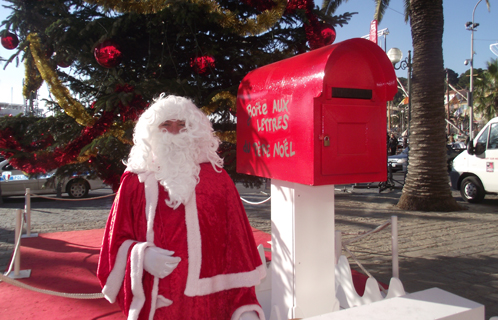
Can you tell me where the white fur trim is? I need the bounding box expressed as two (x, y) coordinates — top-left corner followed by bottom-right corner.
(148, 277), (160, 320)
(184, 192), (202, 296)
(143, 173), (158, 244)
(231, 305), (266, 320)
(184, 193), (265, 297)
(156, 295), (173, 309)
(128, 242), (154, 320)
(143, 173), (160, 320)
(102, 240), (136, 303)
(133, 171), (161, 320)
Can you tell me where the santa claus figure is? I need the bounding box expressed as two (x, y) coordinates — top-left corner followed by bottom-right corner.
(97, 95), (265, 320)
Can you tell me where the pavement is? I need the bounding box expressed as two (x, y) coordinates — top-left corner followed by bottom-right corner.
(1, 182), (498, 319)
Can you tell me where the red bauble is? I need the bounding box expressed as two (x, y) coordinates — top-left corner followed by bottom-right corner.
(55, 52), (73, 68)
(1, 31), (19, 50)
(321, 24), (336, 46)
(190, 56), (215, 75)
(306, 23), (337, 50)
(94, 40), (123, 68)
(57, 60), (72, 68)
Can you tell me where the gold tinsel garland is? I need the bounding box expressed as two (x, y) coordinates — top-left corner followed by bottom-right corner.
(82, 0), (286, 36)
(23, 54), (43, 99)
(202, 92), (237, 144)
(201, 91), (237, 115)
(27, 33), (95, 127)
(107, 120), (135, 145)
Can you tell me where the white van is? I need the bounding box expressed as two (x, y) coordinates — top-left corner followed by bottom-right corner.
(450, 117), (498, 203)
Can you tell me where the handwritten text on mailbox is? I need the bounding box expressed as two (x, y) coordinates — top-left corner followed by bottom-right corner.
(245, 98), (296, 158)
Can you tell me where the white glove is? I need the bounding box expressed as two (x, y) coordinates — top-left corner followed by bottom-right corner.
(239, 311), (260, 320)
(143, 246), (181, 279)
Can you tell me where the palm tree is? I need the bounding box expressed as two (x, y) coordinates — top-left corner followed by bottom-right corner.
(474, 58), (498, 122)
(390, 0), (456, 210)
(326, 0), (488, 210)
(382, 0), (489, 211)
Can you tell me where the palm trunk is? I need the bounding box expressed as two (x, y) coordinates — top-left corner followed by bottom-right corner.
(397, 0), (462, 211)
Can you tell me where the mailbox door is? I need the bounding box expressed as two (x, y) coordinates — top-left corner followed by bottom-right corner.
(320, 101), (385, 178)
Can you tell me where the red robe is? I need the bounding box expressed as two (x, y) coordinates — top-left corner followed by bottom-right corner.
(97, 163), (265, 320)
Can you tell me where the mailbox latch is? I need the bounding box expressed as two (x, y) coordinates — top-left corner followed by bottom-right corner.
(323, 136), (330, 147)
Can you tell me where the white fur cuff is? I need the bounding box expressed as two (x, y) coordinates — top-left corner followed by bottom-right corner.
(102, 239), (136, 303)
(231, 304), (266, 320)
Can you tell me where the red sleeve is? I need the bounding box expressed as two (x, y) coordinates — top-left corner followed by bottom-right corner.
(197, 164), (263, 278)
(218, 168), (264, 316)
(223, 169), (264, 274)
(97, 171), (148, 314)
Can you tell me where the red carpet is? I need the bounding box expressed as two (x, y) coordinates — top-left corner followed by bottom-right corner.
(0, 229), (124, 320)
(0, 228), (370, 319)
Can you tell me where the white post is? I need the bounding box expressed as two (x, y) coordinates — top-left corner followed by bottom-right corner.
(270, 179), (339, 320)
(8, 209), (31, 279)
(335, 230), (342, 264)
(14, 209), (22, 276)
(22, 188), (37, 238)
(25, 188), (31, 237)
(391, 215), (399, 279)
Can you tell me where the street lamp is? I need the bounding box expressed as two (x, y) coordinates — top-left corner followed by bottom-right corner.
(466, 0), (482, 140)
(387, 47), (412, 138)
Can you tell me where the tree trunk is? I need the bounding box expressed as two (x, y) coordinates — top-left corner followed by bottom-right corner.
(397, 0), (463, 211)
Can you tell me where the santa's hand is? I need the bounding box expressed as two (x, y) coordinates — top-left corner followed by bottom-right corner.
(239, 311), (260, 320)
(143, 246), (181, 279)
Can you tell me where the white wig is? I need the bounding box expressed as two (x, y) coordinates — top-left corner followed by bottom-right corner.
(126, 95), (223, 207)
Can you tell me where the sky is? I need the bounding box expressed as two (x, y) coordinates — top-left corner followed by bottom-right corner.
(0, 0), (497, 105)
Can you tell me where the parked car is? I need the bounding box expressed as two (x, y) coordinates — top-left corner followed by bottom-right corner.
(388, 145), (464, 173)
(0, 158), (105, 198)
(388, 147), (408, 172)
(450, 117), (498, 203)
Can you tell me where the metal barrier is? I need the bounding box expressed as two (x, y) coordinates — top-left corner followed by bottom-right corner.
(0, 207), (104, 299)
(22, 188), (116, 237)
(0, 188), (114, 299)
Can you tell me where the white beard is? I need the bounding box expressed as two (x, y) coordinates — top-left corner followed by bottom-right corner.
(151, 131), (201, 209)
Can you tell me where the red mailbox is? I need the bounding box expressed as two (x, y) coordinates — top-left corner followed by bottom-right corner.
(236, 38), (398, 185)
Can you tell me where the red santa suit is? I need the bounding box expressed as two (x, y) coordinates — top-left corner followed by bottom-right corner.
(97, 163), (266, 320)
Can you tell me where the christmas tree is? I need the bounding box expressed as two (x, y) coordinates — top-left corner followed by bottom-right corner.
(0, 0), (353, 191)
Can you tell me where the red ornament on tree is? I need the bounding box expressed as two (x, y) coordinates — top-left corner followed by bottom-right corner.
(306, 23), (336, 50)
(320, 24), (336, 46)
(57, 60), (72, 68)
(94, 40), (123, 68)
(55, 52), (73, 68)
(190, 56), (215, 75)
(1, 31), (19, 50)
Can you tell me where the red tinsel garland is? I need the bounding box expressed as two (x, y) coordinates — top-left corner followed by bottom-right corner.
(0, 84), (149, 190)
(91, 155), (124, 192)
(115, 84), (149, 122)
(0, 128), (54, 157)
(0, 111), (115, 174)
